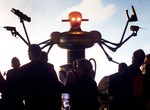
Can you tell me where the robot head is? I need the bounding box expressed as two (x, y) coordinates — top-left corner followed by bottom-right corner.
(68, 11), (82, 29)
(62, 11), (89, 30)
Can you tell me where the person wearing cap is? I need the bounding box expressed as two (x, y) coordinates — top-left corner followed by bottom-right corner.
(16, 44), (64, 110)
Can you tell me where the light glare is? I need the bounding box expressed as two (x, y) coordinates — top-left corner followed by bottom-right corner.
(77, 17), (81, 21)
(71, 17), (75, 21)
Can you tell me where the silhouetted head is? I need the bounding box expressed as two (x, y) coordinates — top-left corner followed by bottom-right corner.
(73, 58), (93, 77)
(132, 49), (145, 67)
(11, 57), (20, 69)
(28, 44), (41, 60)
(118, 62), (127, 72)
(40, 51), (48, 63)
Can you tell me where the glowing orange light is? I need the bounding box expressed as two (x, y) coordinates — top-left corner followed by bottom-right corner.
(77, 17), (81, 21)
(61, 11), (89, 30)
(71, 17), (76, 21)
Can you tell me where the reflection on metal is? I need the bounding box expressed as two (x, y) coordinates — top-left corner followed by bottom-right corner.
(61, 93), (70, 110)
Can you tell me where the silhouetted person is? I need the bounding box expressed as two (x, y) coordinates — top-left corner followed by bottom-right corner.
(0, 72), (5, 109)
(98, 62), (127, 110)
(143, 64), (150, 110)
(6, 57), (20, 86)
(17, 44), (64, 110)
(66, 58), (99, 110)
(119, 49), (145, 110)
(98, 63), (127, 95)
(98, 75), (109, 95)
(108, 62), (127, 110)
(3, 57), (23, 110)
(40, 51), (60, 87)
(0, 72), (5, 95)
(109, 62), (127, 95)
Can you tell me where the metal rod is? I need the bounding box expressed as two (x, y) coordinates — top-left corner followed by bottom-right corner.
(16, 31), (29, 45)
(21, 19), (31, 45)
(119, 20), (129, 44)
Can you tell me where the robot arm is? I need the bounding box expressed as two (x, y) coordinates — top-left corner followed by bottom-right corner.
(97, 6), (139, 63)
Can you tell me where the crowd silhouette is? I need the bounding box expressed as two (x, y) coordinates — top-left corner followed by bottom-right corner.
(0, 46), (150, 110)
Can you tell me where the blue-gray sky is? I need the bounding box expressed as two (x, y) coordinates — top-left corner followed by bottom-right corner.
(0, 0), (150, 83)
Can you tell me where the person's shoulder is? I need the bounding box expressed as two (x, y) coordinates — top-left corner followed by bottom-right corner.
(119, 65), (130, 74)
(7, 69), (13, 73)
(109, 72), (117, 77)
(6, 69), (13, 77)
(22, 63), (30, 67)
(46, 63), (55, 69)
(47, 63), (54, 67)
(98, 76), (109, 85)
(19, 62), (31, 71)
(109, 72), (119, 79)
(102, 76), (109, 80)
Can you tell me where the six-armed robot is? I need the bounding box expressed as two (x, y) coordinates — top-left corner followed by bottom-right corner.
(4, 6), (139, 80)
